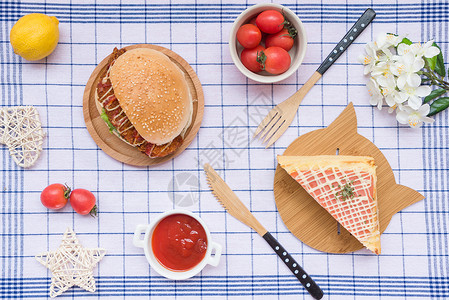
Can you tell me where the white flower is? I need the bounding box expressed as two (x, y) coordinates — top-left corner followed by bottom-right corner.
(375, 74), (405, 107)
(397, 43), (414, 56)
(396, 104), (434, 128)
(360, 34), (441, 128)
(378, 50), (394, 62)
(390, 52), (424, 88)
(371, 60), (394, 79)
(367, 78), (384, 110)
(358, 42), (378, 75)
(388, 103), (405, 114)
(409, 40), (440, 58)
(376, 33), (404, 48)
(374, 33), (403, 61)
(398, 84), (431, 110)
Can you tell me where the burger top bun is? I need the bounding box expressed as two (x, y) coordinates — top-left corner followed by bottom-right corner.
(109, 48), (192, 145)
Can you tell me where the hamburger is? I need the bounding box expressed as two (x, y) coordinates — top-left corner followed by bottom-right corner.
(95, 47), (193, 158)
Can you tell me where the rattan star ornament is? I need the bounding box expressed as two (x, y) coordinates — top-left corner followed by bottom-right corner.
(35, 228), (106, 298)
(0, 106), (45, 168)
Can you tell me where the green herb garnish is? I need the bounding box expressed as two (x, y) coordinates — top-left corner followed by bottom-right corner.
(335, 180), (355, 201)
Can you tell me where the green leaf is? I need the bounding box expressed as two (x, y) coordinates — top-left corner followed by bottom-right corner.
(426, 55), (437, 71)
(100, 108), (116, 133)
(428, 97), (449, 116)
(433, 42), (446, 77)
(423, 88), (447, 104)
(400, 37), (413, 45)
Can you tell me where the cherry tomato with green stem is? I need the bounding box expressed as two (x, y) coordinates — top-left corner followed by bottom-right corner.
(265, 28), (295, 51)
(40, 183), (71, 210)
(257, 46), (291, 75)
(70, 189), (97, 217)
(241, 45), (265, 73)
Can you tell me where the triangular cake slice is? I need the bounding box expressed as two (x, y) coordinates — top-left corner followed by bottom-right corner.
(277, 155), (381, 254)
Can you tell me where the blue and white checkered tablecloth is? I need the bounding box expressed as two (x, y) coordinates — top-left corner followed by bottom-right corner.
(1, 0), (448, 299)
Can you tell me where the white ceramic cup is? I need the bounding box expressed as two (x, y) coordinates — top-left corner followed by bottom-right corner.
(229, 3), (308, 83)
(133, 209), (222, 280)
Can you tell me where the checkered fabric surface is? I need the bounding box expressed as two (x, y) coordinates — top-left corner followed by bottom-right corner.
(1, 0), (448, 299)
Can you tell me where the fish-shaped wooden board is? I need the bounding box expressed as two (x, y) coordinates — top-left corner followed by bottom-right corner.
(273, 102), (424, 253)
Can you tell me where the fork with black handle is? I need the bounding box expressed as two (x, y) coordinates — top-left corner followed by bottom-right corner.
(254, 8), (376, 148)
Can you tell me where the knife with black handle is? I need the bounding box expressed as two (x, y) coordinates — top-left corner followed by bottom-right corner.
(204, 163), (323, 299)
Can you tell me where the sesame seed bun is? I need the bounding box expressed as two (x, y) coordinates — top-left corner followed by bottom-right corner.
(109, 48), (192, 145)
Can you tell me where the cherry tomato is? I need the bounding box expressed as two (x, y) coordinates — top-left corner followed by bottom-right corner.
(41, 183), (70, 210)
(256, 10), (285, 34)
(236, 24), (262, 49)
(241, 45), (265, 73)
(265, 28), (295, 51)
(248, 17), (266, 39)
(248, 17), (257, 26)
(257, 46), (291, 75)
(70, 189), (97, 216)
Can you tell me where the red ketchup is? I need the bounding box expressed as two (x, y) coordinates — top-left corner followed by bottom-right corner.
(152, 214), (208, 271)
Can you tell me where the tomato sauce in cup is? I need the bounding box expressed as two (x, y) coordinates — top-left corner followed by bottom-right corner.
(151, 213), (208, 271)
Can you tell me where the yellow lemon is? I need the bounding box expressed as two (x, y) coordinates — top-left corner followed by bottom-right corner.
(10, 13), (59, 61)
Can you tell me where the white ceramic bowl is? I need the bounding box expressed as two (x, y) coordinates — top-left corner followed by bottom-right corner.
(229, 3), (307, 83)
(133, 209), (222, 280)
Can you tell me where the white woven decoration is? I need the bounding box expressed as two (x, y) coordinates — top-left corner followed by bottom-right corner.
(35, 228), (106, 298)
(0, 106), (45, 168)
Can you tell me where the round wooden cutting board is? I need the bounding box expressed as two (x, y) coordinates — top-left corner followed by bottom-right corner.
(273, 103), (424, 254)
(83, 44), (204, 166)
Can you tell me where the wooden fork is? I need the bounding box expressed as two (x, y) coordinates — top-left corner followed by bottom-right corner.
(254, 8), (376, 148)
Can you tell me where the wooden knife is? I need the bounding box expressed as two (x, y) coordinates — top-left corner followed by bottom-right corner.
(204, 163), (324, 300)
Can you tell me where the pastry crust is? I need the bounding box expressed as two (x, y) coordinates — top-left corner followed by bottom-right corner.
(277, 155), (376, 175)
(277, 155), (381, 255)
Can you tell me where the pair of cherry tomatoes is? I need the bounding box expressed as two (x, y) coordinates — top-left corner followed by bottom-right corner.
(41, 183), (97, 216)
(237, 10), (297, 75)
